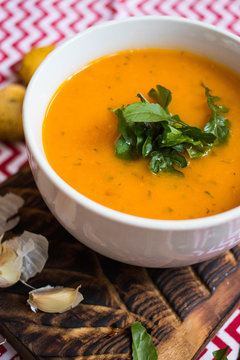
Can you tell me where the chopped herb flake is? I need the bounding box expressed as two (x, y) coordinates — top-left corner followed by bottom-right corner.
(204, 190), (214, 199)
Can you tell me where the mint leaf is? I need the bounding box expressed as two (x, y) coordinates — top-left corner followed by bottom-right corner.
(123, 102), (171, 123)
(212, 346), (229, 360)
(203, 85), (230, 145)
(131, 322), (158, 360)
(148, 84), (172, 110)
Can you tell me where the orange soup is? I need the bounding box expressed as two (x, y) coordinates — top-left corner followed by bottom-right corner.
(42, 49), (240, 220)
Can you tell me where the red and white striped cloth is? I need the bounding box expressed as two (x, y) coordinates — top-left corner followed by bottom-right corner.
(0, 0), (240, 359)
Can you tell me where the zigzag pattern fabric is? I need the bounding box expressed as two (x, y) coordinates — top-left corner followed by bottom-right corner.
(1, 0), (240, 87)
(0, 0), (240, 359)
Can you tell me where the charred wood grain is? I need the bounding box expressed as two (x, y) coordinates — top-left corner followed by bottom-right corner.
(148, 267), (210, 320)
(101, 258), (180, 338)
(3, 321), (131, 357)
(193, 252), (239, 291)
(231, 246), (240, 262)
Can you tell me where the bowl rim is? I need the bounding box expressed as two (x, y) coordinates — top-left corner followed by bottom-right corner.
(23, 15), (240, 231)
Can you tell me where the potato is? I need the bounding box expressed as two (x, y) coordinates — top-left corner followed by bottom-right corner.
(19, 45), (55, 85)
(0, 84), (26, 141)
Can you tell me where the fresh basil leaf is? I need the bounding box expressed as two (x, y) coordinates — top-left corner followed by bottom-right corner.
(148, 84), (172, 110)
(173, 143), (185, 152)
(171, 150), (188, 168)
(142, 133), (153, 157)
(181, 126), (216, 144)
(124, 102), (171, 123)
(115, 135), (134, 159)
(204, 114), (230, 145)
(204, 86), (229, 113)
(131, 322), (158, 360)
(150, 149), (186, 175)
(112, 106), (136, 145)
(112, 106), (126, 133)
(185, 142), (211, 159)
(212, 346), (229, 360)
(150, 151), (174, 174)
(135, 125), (146, 155)
(161, 124), (193, 147)
(202, 84), (230, 145)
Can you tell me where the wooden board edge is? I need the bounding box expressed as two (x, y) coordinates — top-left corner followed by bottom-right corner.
(0, 322), (36, 360)
(155, 266), (240, 359)
(191, 265), (240, 359)
(192, 297), (240, 359)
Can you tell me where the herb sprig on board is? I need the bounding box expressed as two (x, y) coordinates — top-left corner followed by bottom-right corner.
(131, 321), (158, 360)
(212, 346), (230, 360)
(111, 84), (230, 175)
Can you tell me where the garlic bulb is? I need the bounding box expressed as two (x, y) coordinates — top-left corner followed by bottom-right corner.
(27, 285), (83, 313)
(0, 231), (48, 287)
(0, 192), (24, 286)
(0, 193), (24, 233)
(0, 238), (21, 287)
(0, 194), (49, 288)
(6, 231), (49, 282)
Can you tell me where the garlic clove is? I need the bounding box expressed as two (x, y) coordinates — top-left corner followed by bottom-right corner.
(27, 285), (83, 313)
(0, 231), (48, 288)
(0, 241), (21, 287)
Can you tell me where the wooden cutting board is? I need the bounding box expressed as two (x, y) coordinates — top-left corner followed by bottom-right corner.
(0, 166), (240, 360)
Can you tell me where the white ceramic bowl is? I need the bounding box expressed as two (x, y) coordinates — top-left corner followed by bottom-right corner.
(23, 16), (240, 267)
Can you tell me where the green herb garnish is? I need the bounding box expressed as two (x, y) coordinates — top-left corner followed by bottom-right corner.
(131, 321), (158, 360)
(148, 84), (172, 111)
(212, 346), (230, 360)
(202, 84), (230, 145)
(130, 323), (231, 360)
(111, 84), (230, 175)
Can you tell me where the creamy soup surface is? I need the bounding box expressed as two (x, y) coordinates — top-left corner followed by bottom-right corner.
(42, 49), (240, 220)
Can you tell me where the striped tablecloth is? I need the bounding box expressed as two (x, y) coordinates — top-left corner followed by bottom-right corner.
(0, 1), (240, 359)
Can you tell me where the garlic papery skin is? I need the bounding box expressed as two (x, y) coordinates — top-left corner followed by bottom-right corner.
(0, 193), (24, 233)
(0, 242), (21, 287)
(27, 285), (83, 313)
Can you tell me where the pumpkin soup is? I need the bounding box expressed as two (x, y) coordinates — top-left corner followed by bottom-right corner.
(42, 49), (240, 220)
